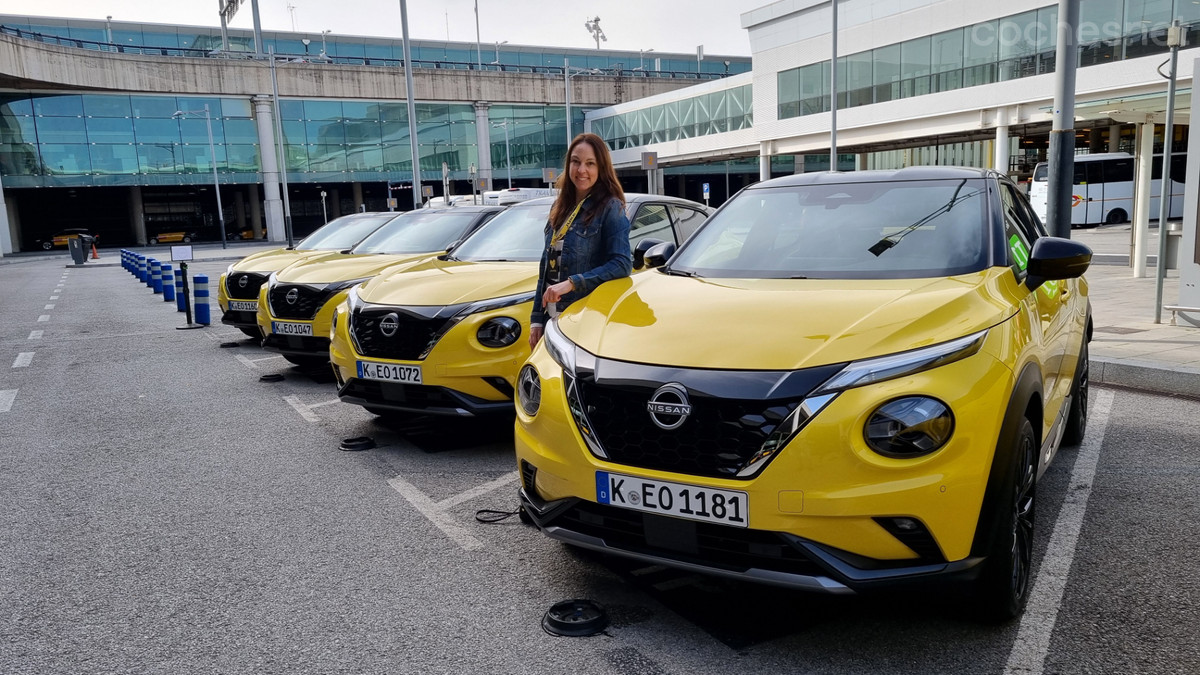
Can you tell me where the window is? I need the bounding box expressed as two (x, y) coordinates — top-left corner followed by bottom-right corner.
(629, 204), (674, 247)
(669, 205), (708, 241)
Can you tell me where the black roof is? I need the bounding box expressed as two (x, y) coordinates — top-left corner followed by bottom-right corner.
(755, 166), (999, 189)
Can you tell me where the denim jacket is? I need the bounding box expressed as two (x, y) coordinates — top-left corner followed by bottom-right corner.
(531, 195), (632, 326)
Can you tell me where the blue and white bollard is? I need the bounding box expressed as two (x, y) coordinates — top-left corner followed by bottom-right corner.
(161, 264), (175, 303)
(145, 258), (156, 288)
(174, 269), (186, 313)
(193, 274), (210, 325)
(137, 255), (148, 283)
(151, 259), (163, 294)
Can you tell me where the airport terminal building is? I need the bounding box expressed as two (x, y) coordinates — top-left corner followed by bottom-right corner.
(1, 1), (1199, 258)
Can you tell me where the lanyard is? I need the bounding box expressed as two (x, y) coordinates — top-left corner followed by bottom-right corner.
(550, 198), (587, 247)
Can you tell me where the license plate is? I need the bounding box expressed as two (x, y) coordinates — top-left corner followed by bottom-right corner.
(273, 321), (313, 336)
(229, 300), (257, 312)
(596, 471), (748, 527)
(357, 360), (422, 384)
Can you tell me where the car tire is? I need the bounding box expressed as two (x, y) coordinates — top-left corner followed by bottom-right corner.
(282, 354), (328, 369)
(42, 241), (53, 250)
(183, 236), (192, 243)
(149, 237), (158, 245)
(1061, 339), (1089, 446)
(974, 416), (1037, 622)
(237, 326), (261, 339)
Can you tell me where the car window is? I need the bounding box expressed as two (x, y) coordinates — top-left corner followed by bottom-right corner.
(999, 183), (1035, 273)
(450, 202), (551, 262)
(669, 179), (989, 279)
(669, 205), (708, 242)
(629, 204), (676, 247)
(297, 214), (399, 250)
(351, 212), (482, 254)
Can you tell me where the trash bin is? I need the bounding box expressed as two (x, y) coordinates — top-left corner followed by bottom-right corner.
(67, 235), (88, 264)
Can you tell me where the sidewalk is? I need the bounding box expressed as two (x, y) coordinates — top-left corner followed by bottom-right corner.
(5, 232), (1199, 398)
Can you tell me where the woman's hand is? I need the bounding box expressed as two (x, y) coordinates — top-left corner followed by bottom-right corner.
(528, 325), (544, 349)
(541, 279), (574, 307)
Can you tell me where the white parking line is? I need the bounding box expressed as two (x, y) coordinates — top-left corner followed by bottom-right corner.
(37, 315), (50, 322)
(307, 398), (343, 409)
(283, 395), (321, 423)
(234, 353), (283, 369)
(28, 331), (43, 340)
(387, 474), (486, 551)
(1004, 389), (1115, 675)
(12, 353), (33, 368)
(44, 304), (55, 310)
(436, 471), (519, 509)
(49, 295), (59, 300)
(0, 390), (16, 413)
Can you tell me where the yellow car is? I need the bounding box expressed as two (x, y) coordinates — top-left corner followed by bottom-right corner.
(258, 206), (504, 368)
(148, 231), (198, 245)
(514, 168), (1093, 621)
(329, 194), (713, 417)
(38, 228), (93, 250)
(218, 212), (404, 339)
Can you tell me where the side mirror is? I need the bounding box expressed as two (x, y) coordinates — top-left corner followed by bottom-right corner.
(632, 238), (667, 270)
(1025, 237), (1092, 290)
(643, 241), (677, 269)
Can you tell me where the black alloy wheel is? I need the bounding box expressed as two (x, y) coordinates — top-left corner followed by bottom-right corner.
(977, 417), (1037, 622)
(1062, 339), (1089, 446)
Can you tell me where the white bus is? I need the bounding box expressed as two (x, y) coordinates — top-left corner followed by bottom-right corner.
(482, 187), (558, 206)
(1029, 152), (1185, 227)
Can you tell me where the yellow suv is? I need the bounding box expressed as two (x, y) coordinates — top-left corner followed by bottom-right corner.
(218, 212), (403, 338)
(258, 206), (503, 368)
(514, 168), (1092, 621)
(329, 194), (712, 417)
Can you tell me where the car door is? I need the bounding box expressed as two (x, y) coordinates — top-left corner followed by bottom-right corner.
(1001, 181), (1074, 445)
(668, 204), (710, 243)
(627, 202), (677, 247)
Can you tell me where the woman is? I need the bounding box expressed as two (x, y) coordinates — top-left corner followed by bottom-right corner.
(529, 133), (632, 348)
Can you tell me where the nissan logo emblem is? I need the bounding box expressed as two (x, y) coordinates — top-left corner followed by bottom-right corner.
(285, 288), (300, 305)
(237, 275), (249, 289)
(379, 312), (400, 338)
(647, 383), (692, 430)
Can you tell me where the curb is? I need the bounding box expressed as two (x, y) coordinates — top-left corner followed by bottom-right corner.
(1091, 356), (1200, 399)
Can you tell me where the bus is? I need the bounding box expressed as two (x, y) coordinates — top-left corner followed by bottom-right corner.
(1029, 152), (1185, 227)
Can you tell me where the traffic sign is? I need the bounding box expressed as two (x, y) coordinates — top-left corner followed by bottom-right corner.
(702, 182), (710, 199)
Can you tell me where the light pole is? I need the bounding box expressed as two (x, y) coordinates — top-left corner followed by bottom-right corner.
(320, 29), (331, 59)
(301, 38), (310, 56)
(1154, 20), (1185, 323)
(474, 0), (482, 69)
(564, 59), (602, 143)
(320, 190), (328, 224)
(639, 48), (653, 71)
(584, 16), (606, 49)
(172, 104), (226, 249)
(491, 121), (512, 188)
(492, 40), (507, 65)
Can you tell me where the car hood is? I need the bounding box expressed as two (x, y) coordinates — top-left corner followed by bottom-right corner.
(556, 268), (1019, 371)
(273, 252), (440, 284)
(358, 259), (539, 307)
(230, 248), (334, 273)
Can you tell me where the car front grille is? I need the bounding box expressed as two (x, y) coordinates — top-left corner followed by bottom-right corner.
(268, 284), (332, 320)
(350, 308), (455, 361)
(225, 272), (268, 300)
(221, 309), (257, 327)
(552, 500), (825, 577)
(261, 333), (329, 355)
(576, 377), (803, 479)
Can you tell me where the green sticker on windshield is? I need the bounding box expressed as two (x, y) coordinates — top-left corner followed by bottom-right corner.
(1008, 234), (1029, 270)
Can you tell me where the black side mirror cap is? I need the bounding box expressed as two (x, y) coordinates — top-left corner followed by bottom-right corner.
(643, 241), (677, 269)
(633, 238), (667, 270)
(1025, 236), (1092, 290)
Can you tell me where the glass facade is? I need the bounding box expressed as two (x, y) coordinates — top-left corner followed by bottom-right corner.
(590, 84), (753, 149)
(778, 0), (1200, 120)
(0, 93), (597, 188)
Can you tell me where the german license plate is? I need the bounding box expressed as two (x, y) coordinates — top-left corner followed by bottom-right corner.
(357, 360), (422, 384)
(272, 321), (313, 336)
(229, 300), (257, 312)
(596, 471), (748, 527)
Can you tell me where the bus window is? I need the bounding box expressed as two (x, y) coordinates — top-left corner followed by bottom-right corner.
(1032, 163), (1048, 182)
(1103, 158), (1133, 183)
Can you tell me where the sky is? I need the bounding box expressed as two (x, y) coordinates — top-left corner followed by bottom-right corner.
(0, 0), (764, 56)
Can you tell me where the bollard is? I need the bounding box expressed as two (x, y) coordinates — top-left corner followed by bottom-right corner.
(174, 268), (186, 313)
(146, 258), (158, 289)
(124, 250), (131, 273)
(151, 259), (163, 294)
(193, 274), (210, 325)
(137, 255), (148, 283)
(161, 264), (175, 303)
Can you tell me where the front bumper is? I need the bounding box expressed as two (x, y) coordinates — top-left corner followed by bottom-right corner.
(337, 377), (514, 417)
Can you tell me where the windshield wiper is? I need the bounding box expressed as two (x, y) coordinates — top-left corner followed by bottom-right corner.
(473, 258), (518, 262)
(661, 267), (698, 277)
(869, 180), (981, 256)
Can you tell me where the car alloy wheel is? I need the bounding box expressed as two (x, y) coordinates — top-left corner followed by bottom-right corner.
(976, 416), (1037, 622)
(1062, 338), (1089, 446)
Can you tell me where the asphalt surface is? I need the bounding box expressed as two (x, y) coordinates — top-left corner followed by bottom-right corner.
(1, 254), (1197, 674)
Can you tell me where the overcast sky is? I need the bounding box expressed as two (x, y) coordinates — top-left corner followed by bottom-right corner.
(0, 0), (763, 56)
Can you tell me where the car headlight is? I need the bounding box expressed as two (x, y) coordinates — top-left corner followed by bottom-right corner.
(477, 317), (522, 348)
(456, 291), (535, 317)
(226, 263), (236, 276)
(325, 277), (372, 293)
(266, 271), (278, 288)
(345, 286), (362, 312)
(814, 330), (988, 394)
(517, 365), (541, 416)
(864, 396), (954, 458)
(543, 319), (577, 374)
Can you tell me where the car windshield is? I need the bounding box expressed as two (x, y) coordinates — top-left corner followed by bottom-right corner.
(350, 211), (485, 255)
(667, 179), (989, 279)
(449, 202), (551, 262)
(296, 214), (400, 251)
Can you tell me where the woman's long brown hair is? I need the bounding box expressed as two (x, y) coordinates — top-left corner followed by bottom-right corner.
(548, 133), (625, 230)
